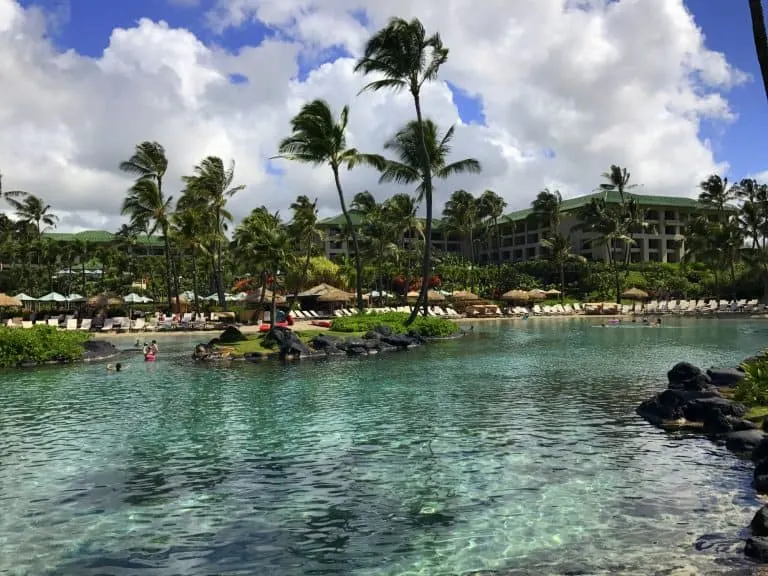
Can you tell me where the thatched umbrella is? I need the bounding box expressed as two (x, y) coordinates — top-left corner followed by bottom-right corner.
(408, 290), (445, 302)
(298, 283), (338, 298)
(0, 293), (22, 307)
(545, 289), (561, 296)
(88, 292), (122, 307)
(246, 290), (286, 305)
(621, 287), (649, 300)
(318, 288), (354, 303)
(451, 290), (480, 301)
(501, 289), (530, 302)
(527, 289), (547, 301)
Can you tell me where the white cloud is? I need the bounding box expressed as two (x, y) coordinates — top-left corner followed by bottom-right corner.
(0, 0), (749, 231)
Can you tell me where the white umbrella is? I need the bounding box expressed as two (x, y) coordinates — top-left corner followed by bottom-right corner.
(139, 295), (153, 303)
(123, 293), (145, 304)
(38, 292), (67, 302)
(15, 293), (37, 301)
(66, 293), (86, 302)
(230, 292), (247, 302)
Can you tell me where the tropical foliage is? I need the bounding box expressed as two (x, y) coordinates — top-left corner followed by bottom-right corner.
(0, 325), (89, 367)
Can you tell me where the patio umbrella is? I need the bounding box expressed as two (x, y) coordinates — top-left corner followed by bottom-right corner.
(66, 293), (86, 303)
(407, 290), (445, 302)
(545, 289), (561, 296)
(621, 287), (649, 300)
(245, 290), (286, 305)
(0, 293), (22, 307)
(15, 293), (37, 302)
(451, 290), (480, 301)
(501, 289), (530, 302)
(527, 289), (547, 301)
(123, 293), (145, 304)
(318, 288), (355, 303)
(88, 292), (122, 307)
(38, 292), (68, 302)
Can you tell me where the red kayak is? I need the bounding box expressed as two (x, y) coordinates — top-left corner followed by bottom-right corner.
(258, 322), (289, 332)
(144, 354), (156, 362)
(311, 320), (332, 328)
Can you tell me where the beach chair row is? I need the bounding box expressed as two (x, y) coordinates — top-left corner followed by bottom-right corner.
(640, 299), (764, 314)
(505, 303), (585, 316)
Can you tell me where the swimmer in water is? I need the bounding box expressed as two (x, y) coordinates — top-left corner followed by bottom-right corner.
(106, 362), (126, 372)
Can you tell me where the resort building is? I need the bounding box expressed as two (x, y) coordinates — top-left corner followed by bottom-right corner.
(318, 191), (718, 265)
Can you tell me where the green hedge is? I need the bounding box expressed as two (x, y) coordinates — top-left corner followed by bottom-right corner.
(0, 325), (90, 367)
(735, 356), (768, 406)
(331, 312), (459, 338)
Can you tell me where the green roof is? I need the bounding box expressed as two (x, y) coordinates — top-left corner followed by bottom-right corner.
(43, 230), (163, 246)
(501, 191), (722, 223)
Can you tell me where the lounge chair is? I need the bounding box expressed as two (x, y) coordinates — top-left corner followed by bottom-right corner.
(47, 318), (60, 328)
(101, 318), (114, 331)
(66, 319), (78, 330)
(22, 321), (33, 329)
(132, 318), (146, 331)
(79, 318), (92, 331)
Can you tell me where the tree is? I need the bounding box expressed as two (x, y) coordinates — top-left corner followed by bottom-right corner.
(234, 208), (295, 328)
(443, 189), (479, 285)
(382, 193), (423, 300)
(749, 0), (768, 103)
(288, 195), (321, 300)
(355, 17), (449, 324)
(540, 233), (586, 300)
(119, 142), (176, 311)
(477, 189), (506, 266)
(698, 175), (741, 298)
(275, 99), (384, 311)
(6, 192), (58, 235)
(172, 207), (208, 313)
(180, 157), (244, 309)
(531, 188), (563, 230)
(377, 118), (481, 304)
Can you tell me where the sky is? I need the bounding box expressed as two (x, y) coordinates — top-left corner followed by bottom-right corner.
(0, 0), (763, 232)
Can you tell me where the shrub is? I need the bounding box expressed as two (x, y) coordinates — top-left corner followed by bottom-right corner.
(0, 325), (90, 367)
(734, 356), (768, 406)
(331, 311), (459, 337)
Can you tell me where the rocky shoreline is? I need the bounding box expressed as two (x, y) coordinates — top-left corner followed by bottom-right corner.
(15, 340), (122, 368)
(636, 357), (768, 562)
(192, 325), (467, 363)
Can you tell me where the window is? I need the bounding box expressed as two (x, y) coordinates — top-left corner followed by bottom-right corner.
(666, 239), (679, 250)
(665, 226), (677, 235)
(513, 249), (523, 260)
(526, 247), (537, 259)
(527, 233), (538, 244)
(581, 239), (591, 250)
(664, 210), (676, 221)
(646, 209), (659, 220)
(503, 237), (514, 248)
(514, 234), (525, 245)
(648, 239), (660, 250)
(503, 251), (511, 261)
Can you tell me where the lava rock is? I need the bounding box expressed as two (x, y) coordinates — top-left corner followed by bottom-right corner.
(683, 397), (746, 422)
(363, 330), (381, 340)
(380, 334), (419, 349)
(264, 326), (312, 358)
(192, 343), (211, 360)
(372, 325), (393, 337)
(724, 429), (765, 453)
(757, 437), (768, 462)
(309, 334), (340, 350)
(82, 340), (118, 361)
(219, 326), (247, 344)
(752, 506), (768, 537)
(703, 413), (758, 435)
(745, 536), (768, 561)
(668, 362), (713, 391)
(706, 367), (746, 388)
(755, 459), (768, 493)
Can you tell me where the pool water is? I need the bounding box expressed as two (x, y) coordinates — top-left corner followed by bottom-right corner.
(0, 318), (766, 575)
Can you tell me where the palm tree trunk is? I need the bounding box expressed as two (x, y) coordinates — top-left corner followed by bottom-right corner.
(730, 257), (737, 300)
(171, 248), (181, 314)
(407, 93), (435, 324)
(215, 212), (227, 311)
(162, 232), (173, 312)
(192, 246), (199, 313)
(560, 262), (565, 302)
(297, 242), (312, 307)
(496, 219), (502, 268)
(332, 165), (363, 312)
(750, 0), (768, 102)
(468, 228), (475, 292)
(270, 274), (277, 329)
(259, 273), (267, 322)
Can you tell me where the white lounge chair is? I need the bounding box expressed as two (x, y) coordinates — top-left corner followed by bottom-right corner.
(79, 318), (92, 331)
(101, 318), (114, 331)
(66, 319), (78, 330)
(22, 320), (33, 329)
(47, 318), (60, 328)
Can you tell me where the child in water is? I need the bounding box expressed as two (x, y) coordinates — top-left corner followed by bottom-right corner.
(106, 362), (126, 372)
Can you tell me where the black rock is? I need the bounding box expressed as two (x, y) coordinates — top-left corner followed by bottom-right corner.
(310, 334), (339, 350)
(373, 325), (393, 337)
(380, 334), (418, 349)
(703, 413), (758, 436)
(752, 506), (768, 537)
(763, 419), (768, 433)
(745, 536), (768, 561)
(683, 397), (746, 422)
(82, 340), (118, 361)
(363, 330), (381, 340)
(207, 337), (220, 347)
(756, 459), (768, 493)
(193, 343), (211, 360)
(263, 326), (312, 358)
(706, 367), (746, 387)
(724, 429), (765, 454)
(219, 326), (247, 343)
(668, 362), (713, 391)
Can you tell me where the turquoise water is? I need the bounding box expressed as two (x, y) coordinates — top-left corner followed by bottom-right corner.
(0, 318), (766, 575)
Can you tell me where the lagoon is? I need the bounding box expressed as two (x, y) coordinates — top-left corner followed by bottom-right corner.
(0, 318), (766, 575)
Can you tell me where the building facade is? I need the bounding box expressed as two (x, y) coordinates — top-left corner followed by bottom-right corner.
(318, 191), (716, 265)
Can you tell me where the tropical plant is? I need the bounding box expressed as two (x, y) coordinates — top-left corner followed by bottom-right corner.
(119, 141), (175, 311)
(477, 189), (507, 266)
(275, 99), (384, 311)
(180, 156), (244, 309)
(355, 17), (450, 324)
(288, 195), (322, 300)
(540, 232), (586, 300)
(5, 192), (58, 235)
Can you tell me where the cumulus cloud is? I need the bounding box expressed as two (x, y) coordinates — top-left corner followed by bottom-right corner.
(0, 0), (748, 231)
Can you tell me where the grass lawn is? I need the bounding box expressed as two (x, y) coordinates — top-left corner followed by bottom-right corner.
(216, 329), (366, 356)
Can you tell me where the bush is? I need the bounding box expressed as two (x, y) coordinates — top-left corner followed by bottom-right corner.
(734, 356), (768, 406)
(331, 311), (459, 337)
(0, 325), (90, 367)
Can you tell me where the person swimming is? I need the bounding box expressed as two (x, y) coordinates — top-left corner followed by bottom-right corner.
(106, 362), (125, 372)
(148, 340), (159, 355)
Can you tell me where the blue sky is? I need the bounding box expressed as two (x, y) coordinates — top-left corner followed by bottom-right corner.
(16, 0), (768, 180)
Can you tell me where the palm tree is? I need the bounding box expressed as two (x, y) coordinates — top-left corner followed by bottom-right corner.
(180, 156), (244, 309)
(749, 0), (768, 102)
(477, 190), (506, 266)
(234, 208), (295, 328)
(540, 233), (586, 300)
(443, 189), (479, 266)
(383, 193), (423, 300)
(377, 119), (481, 310)
(119, 142), (175, 311)
(698, 174), (740, 297)
(352, 191), (396, 293)
(531, 188), (563, 230)
(6, 192), (58, 235)
(275, 99), (384, 311)
(172, 207), (208, 312)
(288, 195), (321, 300)
(355, 17), (449, 324)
